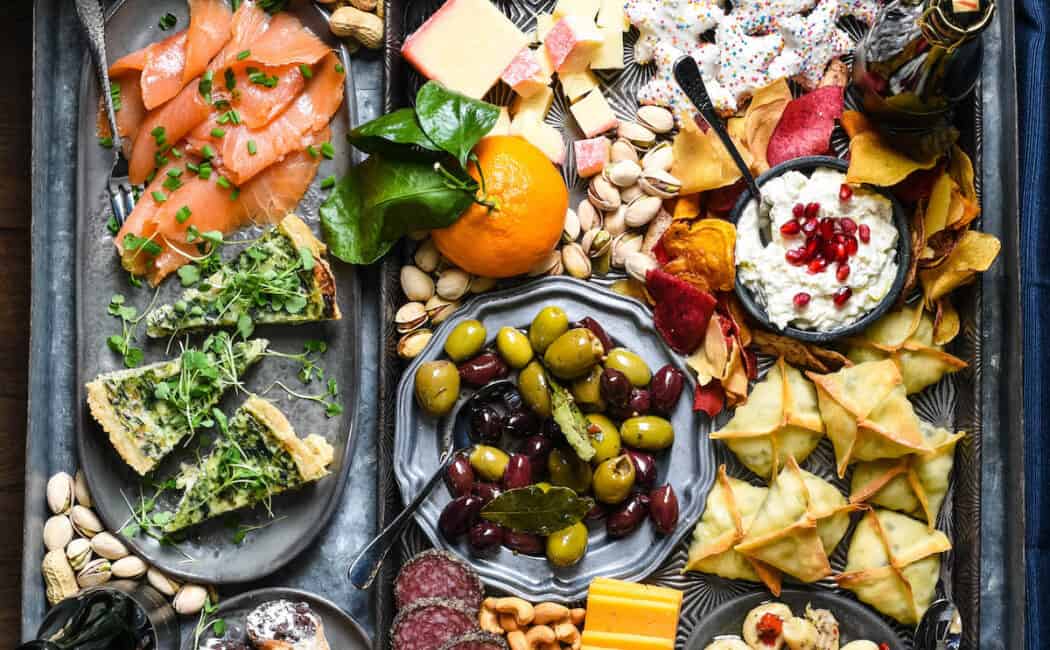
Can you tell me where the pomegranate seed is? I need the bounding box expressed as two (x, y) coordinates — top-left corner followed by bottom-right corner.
(785, 248), (806, 265)
(793, 292), (811, 307)
(833, 286), (852, 306)
(859, 224), (871, 243)
(822, 241), (839, 261)
(845, 235), (859, 256)
(835, 243), (848, 262)
(834, 233), (847, 244)
(802, 217), (819, 235)
(805, 202), (820, 219)
(802, 237), (820, 261)
(792, 203), (805, 219)
(840, 217), (857, 234)
(808, 256), (827, 274)
(839, 183), (853, 201)
(819, 218), (836, 240)
(836, 263), (851, 281)
(780, 220), (801, 236)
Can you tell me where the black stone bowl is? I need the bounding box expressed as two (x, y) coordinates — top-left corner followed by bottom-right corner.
(728, 156), (911, 344)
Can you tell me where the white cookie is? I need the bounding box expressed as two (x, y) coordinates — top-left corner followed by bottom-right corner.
(626, 0), (725, 64)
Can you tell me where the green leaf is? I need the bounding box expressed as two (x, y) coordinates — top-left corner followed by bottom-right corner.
(549, 378), (596, 462)
(298, 246), (315, 271)
(212, 619), (227, 635)
(177, 264), (201, 287)
(481, 486), (594, 534)
(325, 402), (343, 417)
(320, 155), (477, 264)
(346, 108), (441, 158)
(236, 312), (254, 339)
(415, 82), (500, 167)
(123, 348), (144, 368)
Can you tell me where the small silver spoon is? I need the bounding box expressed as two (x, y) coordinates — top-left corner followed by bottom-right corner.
(914, 598), (962, 650)
(673, 56), (772, 243)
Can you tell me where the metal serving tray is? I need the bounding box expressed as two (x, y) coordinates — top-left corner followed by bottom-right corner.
(374, 1), (1026, 649)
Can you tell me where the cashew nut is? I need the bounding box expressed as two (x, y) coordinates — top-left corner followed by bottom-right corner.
(533, 602), (571, 625)
(500, 613), (520, 632)
(570, 608), (586, 626)
(507, 630), (528, 650)
(479, 605), (503, 635)
(524, 624), (557, 647)
(555, 621), (582, 650)
(493, 597), (535, 626)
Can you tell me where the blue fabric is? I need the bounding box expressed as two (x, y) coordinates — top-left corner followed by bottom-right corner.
(1019, 0), (1048, 647)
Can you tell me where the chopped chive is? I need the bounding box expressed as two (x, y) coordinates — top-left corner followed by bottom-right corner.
(198, 163), (213, 180)
(167, 167), (183, 177)
(201, 144), (215, 160)
(228, 110), (241, 125)
(162, 176), (182, 191)
(320, 142), (335, 159)
(335, 63), (345, 74)
(230, 188), (241, 201)
(109, 82), (122, 111)
(154, 152), (169, 167)
(306, 145), (319, 158)
(216, 176), (231, 189)
(320, 175), (336, 190)
(199, 70), (214, 102)
(211, 127), (226, 138)
(246, 140), (257, 155)
(298, 64), (313, 79)
(98, 136), (113, 148)
(175, 206), (192, 223)
(145, 169), (157, 184)
(224, 68), (236, 91)
(171, 148), (184, 158)
(237, 49), (251, 60)
(106, 214), (120, 235)
(152, 190), (167, 203)
(151, 125), (165, 138)
(159, 12), (177, 30)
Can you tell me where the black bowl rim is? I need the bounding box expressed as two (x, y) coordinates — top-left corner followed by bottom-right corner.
(727, 155), (912, 343)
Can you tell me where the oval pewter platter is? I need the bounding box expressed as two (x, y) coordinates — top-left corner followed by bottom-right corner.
(179, 587), (372, 650)
(394, 276), (716, 601)
(74, 0), (362, 584)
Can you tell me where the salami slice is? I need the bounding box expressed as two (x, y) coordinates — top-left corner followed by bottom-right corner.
(437, 631), (510, 650)
(391, 598), (479, 650)
(395, 550), (484, 610)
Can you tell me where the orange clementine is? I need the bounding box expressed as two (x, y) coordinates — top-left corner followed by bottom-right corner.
(432, 135), (568, 278)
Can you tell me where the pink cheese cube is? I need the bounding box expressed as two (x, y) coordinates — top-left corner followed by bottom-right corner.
(501, 47), (552, 98)
(544, 16), (603, 74)
(574, 137), (609, 177)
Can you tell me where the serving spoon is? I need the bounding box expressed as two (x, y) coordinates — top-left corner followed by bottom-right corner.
(347, 381), (515, 589)
(673, 56), (772, 244)
(914, 598), (962, 650)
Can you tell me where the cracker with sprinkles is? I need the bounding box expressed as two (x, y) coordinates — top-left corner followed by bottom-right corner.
(625, 0), (725, 64)
(638, 40), (735, 122)
(778, 0), (853, 88)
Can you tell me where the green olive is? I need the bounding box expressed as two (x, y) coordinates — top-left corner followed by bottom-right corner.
(543, 328), (605, 380)
(444, 319), (487, 362)
(546, 522), (588, 567)
(547, 448), (593, 494)
(571, 366), (606, 412)
(414, 360), (461, 416)
(605, 348), (652, 387)
(496, 326), (534, 369)
(586, 414), (621, 464)
(518, 361), (552, 417)
(534, 482), (552, 492)
(592, 455), (636, 504)
(620, 416), (674, 450)
(469, 445), (510, 482)
(528, 306), (569, 354)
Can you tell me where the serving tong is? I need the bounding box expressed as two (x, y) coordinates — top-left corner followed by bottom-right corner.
(75, 0), (136, 227)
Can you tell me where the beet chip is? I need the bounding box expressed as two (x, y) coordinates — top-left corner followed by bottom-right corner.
(766, 86), (845, 167)
(646, 268), (717, 354)
(693, 381), (725, 417)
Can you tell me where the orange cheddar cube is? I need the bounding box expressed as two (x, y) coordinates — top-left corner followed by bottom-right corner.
(580, 631), (675, 650)
(502, 47), (553, 98)
(574, 137), (609, 177)
(544, 15), (604, 73)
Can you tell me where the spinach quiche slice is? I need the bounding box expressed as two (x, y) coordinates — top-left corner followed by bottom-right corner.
(146, 215), (340, 338)
(86, 334), (268, 476)
(163, 396), (334, 533)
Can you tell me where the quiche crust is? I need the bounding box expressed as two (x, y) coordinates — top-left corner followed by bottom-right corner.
(86, 372), (155, 475)
(241, 395), (334, 482)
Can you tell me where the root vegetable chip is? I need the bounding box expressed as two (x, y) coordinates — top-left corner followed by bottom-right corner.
(752, 329), (852, 374)
(694, 381), (726, 417)
(742, 78), (792, 173)
(672, 117), (749, 194)
(918, 230), (1001, 302)
(707, 180), (747, 214)
(646, 268), (717, 354)
(660, 218), (737, 293)
(846, 130), (940, 187)
(893, 165), (945, 203)
(840, 109), (874, 138)
(765, 86), (844, 167)
(674, 193), (702, 220)
(931, 297), (960, 345)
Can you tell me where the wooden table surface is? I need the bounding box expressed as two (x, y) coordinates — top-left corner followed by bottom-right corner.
(3, 1), (34, 645)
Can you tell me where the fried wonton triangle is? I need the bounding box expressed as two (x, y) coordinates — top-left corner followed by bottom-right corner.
(845, 303), (967, 394)
(711, 358), (824, 479)
(806, 360), (932, 477)
(850, 422), (964, 530)
(734, 457), (856, 583)
(684, 465), (783, 595)
(836, 508), (952, 625)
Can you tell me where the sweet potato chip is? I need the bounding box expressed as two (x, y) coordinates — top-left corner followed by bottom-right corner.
(674, 194), (702, 220)
(919, 230), (1001, 301)
(932, 298), (960, 345)
(948, 145), (977, 203)
(893, 165), (945, 203)
(766, 86), (844, 167)
(846, 131), (940, 187)
(923, 172), (954, 237)
(751, 329), (852, 374)
(722, 343), (749, 406)
(672, 118), (750, 194)
(688, 315), (730, 385)
(646, 268), (717, 354)
(743, 79), (792, 173)
(661, 218), (737, 293)
(840, 110), (874, 138)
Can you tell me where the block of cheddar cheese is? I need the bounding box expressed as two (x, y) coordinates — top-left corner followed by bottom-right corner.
(553, 0), (601, 19)
(596, 0), (629, 30)
(574, 137), (610, 177)
(588, 578), (684, 604)
(570, 89), (618, 137)
(560, 69), (599, 103)
(590, 24), (624, 69)
(580, 631), (675, 650)
(402, 0), (528, 99)
(502, 47), (553, 98)
(513, 120), (565, 165)
(582, 578), (683, 650)
(544, 16), (604, 73)
(511, 85), (554, 122)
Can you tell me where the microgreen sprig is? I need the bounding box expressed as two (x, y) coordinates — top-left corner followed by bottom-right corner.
(107, 291), (159, 368)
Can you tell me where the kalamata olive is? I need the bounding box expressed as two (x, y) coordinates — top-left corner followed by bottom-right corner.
(469, 404), (502, 443)
(472, 482), (502, 505)
(541, 418), (562, 440)
(503, 454), (533, 489)
(574, 316), (613, 354)
(650, 365), (685, 414)
(439, 495), (484, 540)
(459, 353), (509, 387)
(502, 530), (545, 555)
(606, 493), (650, 538)
(522, 435), (553, 464)
(599, 367), (631, 408)
(628, 388), (651, 415)
(585, 502), (609, 521)
(501, 387), (525, 412)
(649, 484), (679, 535)
(502, 408), (537, 438)
(445, 453), (475, 497)
(626, 450), (657, 488)
(469, 521), (503, 554)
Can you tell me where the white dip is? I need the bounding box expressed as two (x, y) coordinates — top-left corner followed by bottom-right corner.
(736, 167), (898, 331)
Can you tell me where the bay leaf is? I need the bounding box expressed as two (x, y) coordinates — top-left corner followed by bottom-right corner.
(481, 486), (594, 535)
(549, 379), (596, 462)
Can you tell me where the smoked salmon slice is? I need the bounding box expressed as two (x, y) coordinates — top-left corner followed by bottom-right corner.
(108, 31), (181, 77)
(139, 31), (189, 110)
(129, 79), (212, 184)
(182, 0), (234, 84)
(243, 12), (330, 67)
(97, 74), (147, 157)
